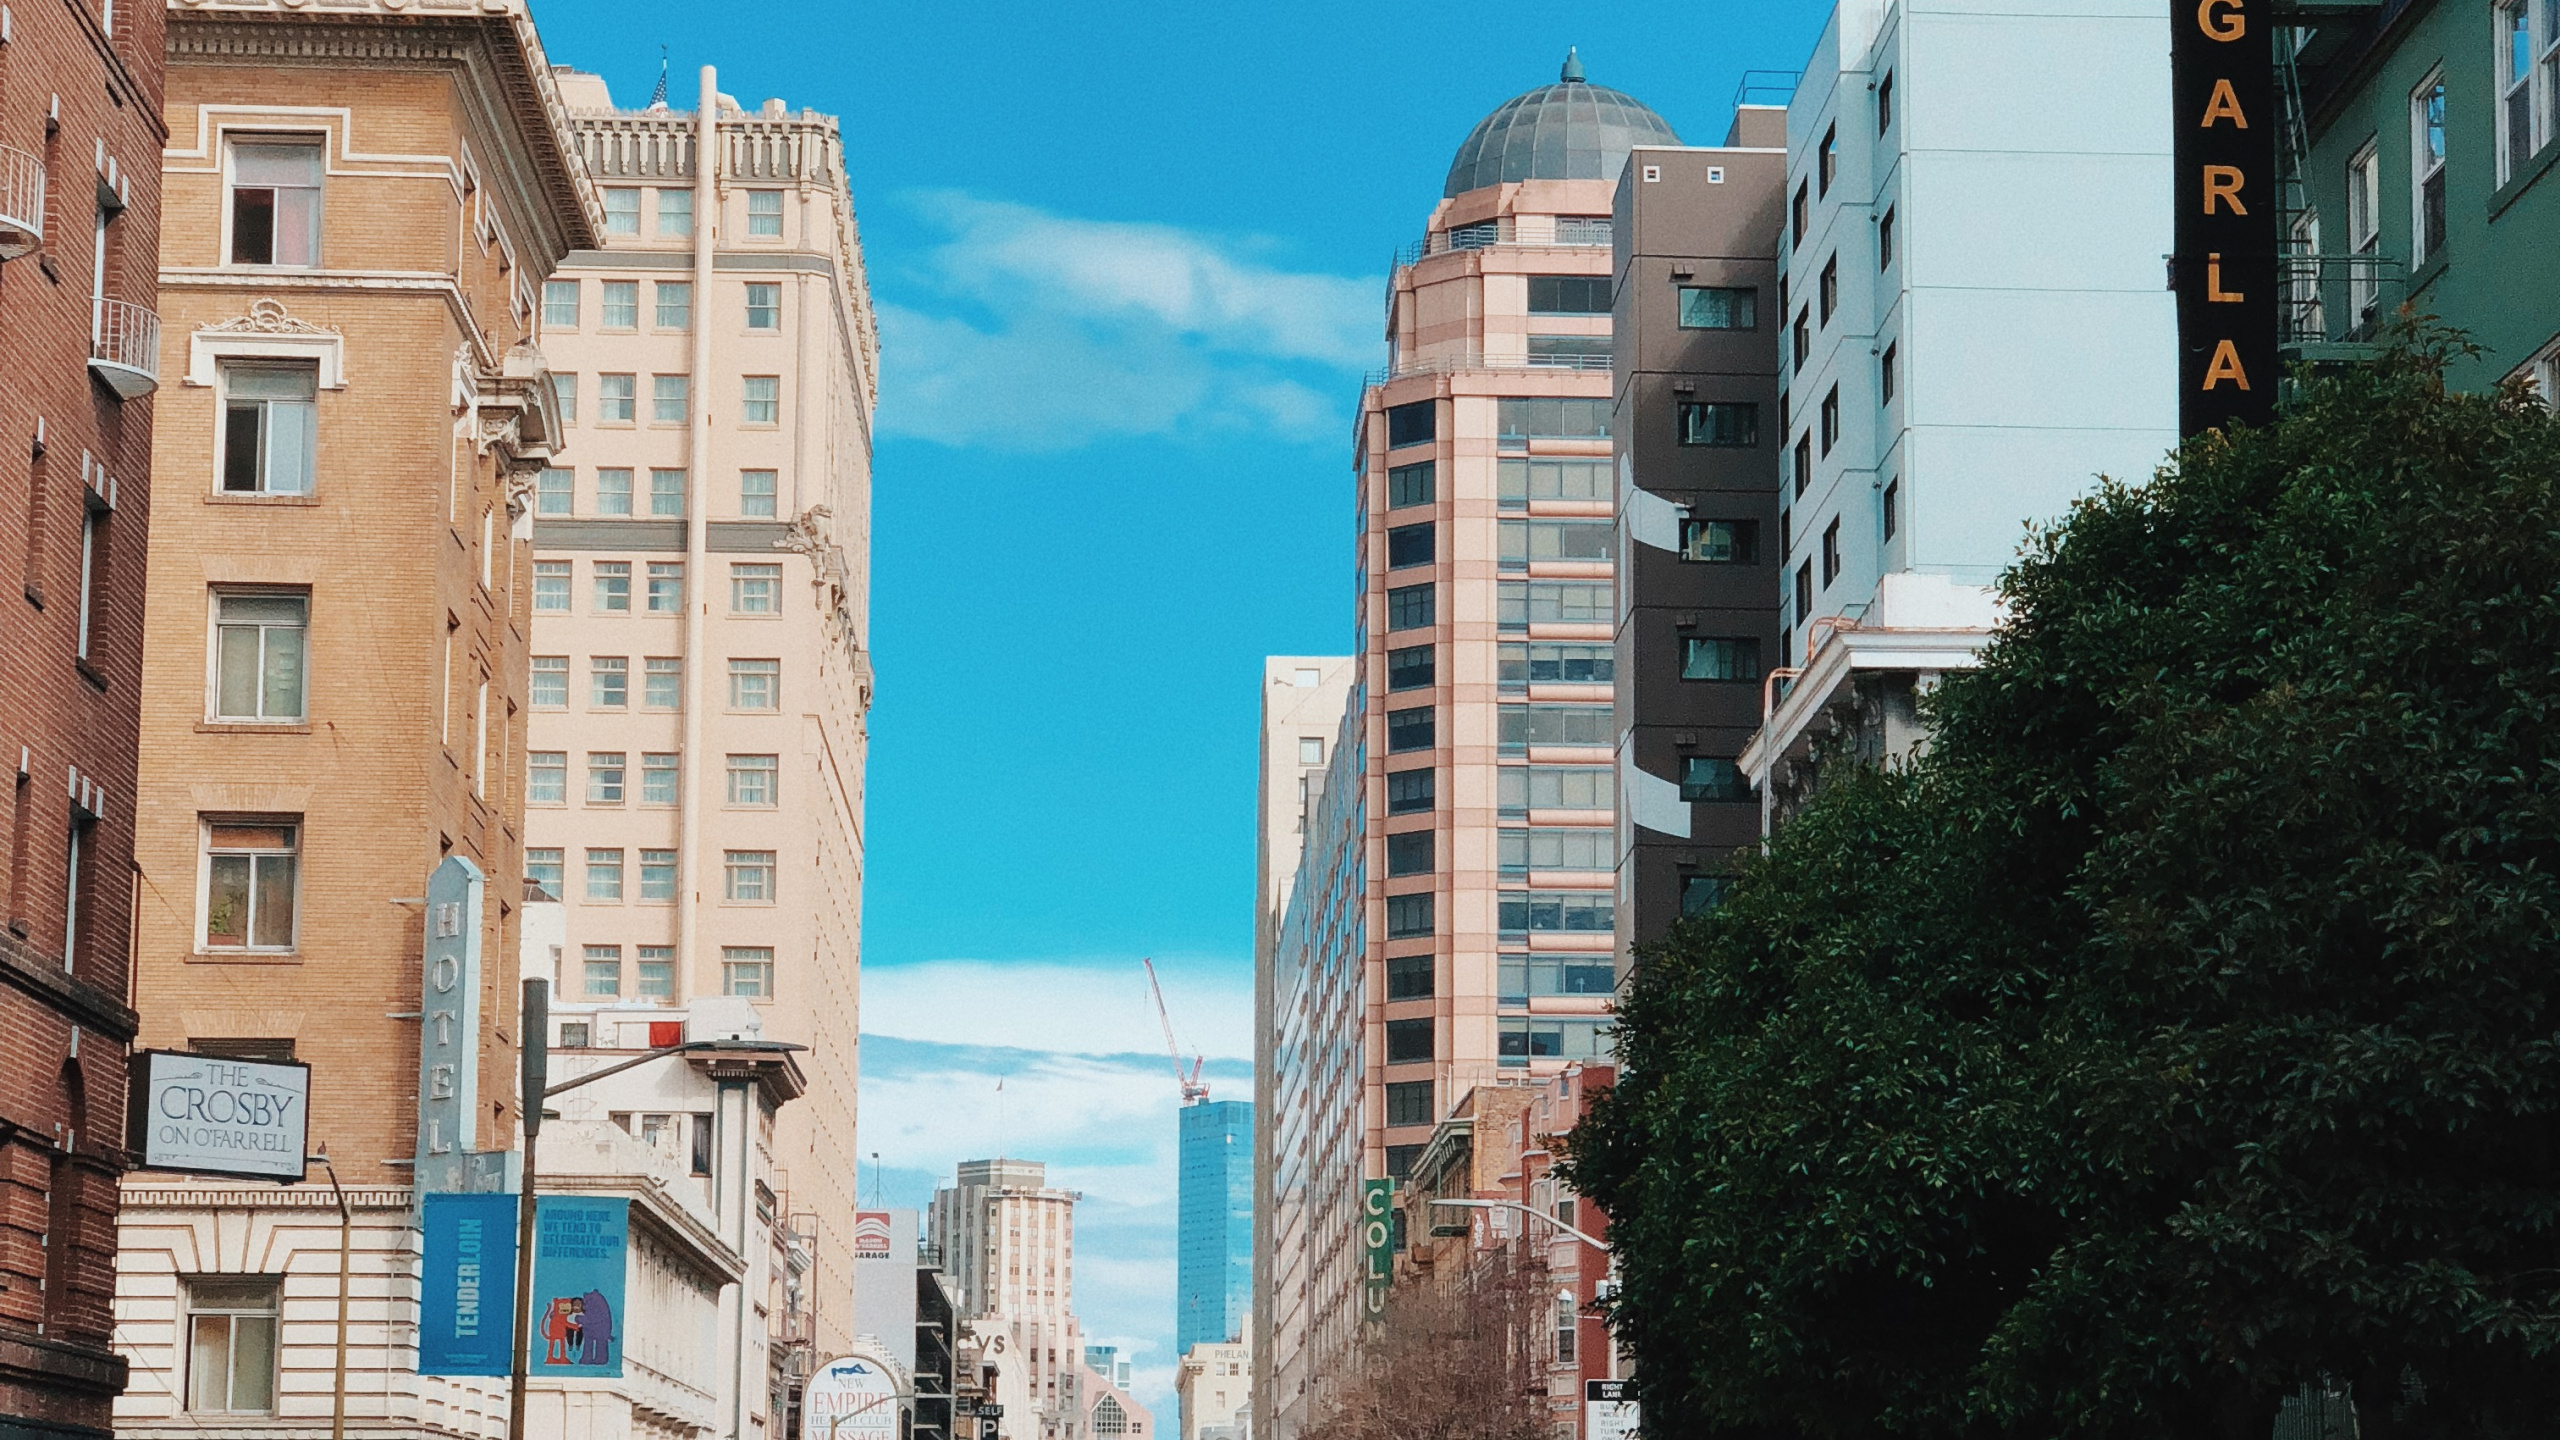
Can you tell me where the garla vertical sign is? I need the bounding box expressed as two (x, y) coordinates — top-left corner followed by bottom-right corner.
(2174, 0), (2280, 435)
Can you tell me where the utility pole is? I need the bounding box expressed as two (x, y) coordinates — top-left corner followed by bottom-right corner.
(507, 978), (548, 1440)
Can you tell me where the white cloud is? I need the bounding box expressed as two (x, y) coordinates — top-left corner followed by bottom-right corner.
(862, 958), (1253, 1060)
(876, 192), (1377, 450)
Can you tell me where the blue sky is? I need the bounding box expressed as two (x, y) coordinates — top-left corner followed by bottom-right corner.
(529, 0), (1836, 1413)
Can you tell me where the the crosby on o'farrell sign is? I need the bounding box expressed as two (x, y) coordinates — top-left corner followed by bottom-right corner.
(126, 1050), (311, 1182)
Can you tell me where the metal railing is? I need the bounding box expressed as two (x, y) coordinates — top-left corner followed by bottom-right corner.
(88, 297), (160, 396)
(0, 144), (42, 258)
(1395, 215), (1614, 266)
(1364, 348), (1616, 385)
(2276, 253), (2406, 347)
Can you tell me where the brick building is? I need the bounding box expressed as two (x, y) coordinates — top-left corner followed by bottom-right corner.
(109, 0), (594, 1434)
(0, 0), (168, 1428)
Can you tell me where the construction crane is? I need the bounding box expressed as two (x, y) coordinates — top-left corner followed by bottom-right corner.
(1143, 957), (1210, 1104)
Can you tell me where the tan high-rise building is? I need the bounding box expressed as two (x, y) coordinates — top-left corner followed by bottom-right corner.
(929, 1159), (1082, 1440)
(528, 63), (878, 1377)
(111, 0), (594, 1434)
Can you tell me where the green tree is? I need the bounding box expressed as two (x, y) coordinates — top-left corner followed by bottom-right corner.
(1565, 330), (2560, 1440)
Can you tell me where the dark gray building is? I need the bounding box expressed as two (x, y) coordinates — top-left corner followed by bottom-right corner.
(1611, 113), (1790, 961)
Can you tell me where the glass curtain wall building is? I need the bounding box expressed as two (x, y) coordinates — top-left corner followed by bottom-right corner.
(1177, 1100), (1255, 1355)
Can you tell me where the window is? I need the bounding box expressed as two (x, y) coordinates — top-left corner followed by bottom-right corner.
(1879, 206), (1896, 271)
(602, 187), (640, 235)
(186, 1277), (280, 1413)
(739, 469), (779, 518)
(228, 140), (321, 266)
(1677, 285), (1756, 329)
(1556, 214), (1612, 246)
(1496, 704), (1613, 748)
(525, 848), (563, 900)
(1497, 457), (1610, 506)
(1385, 1080), (1434, 1126)
(1821, 518), (1842, 587)
(1386, 399), (1436, 448)
(638, 657), (680, 710)
(211, 592), (307, 720)
(1387, 460), (1435, 508)
(1883, 479), (1900, 541)
(1682, 874), (1732, 915)
(721, 948), (768, 994)
(598, 373), (636, 423)
(1385, 893), (1434, 939)
(639, 470), (684, 521)
(1386, 830), (1434, 877)
(1386, 955), (1436, 1004)
(1499, 643), (1614, 685)
(1819, 386), (1840, 456)
(1499, 1017), (1612, 1064)
(587, 753), (626, 804)
(527, 751), (565, 805)
(725, 852), (777, 902)
(1496, 398), (1610, 447)
(600, 281), (639, 330)
(558, 1022), (591, 1049)
(1498, 580), (1612, 628)
(219, 364), (317, 494)
(1878, 70), (1894, 134)
(639, 853), (677, 904)
(1527, 275), (1612, 313)
(1386, 769), (1434, 815)
(646, 561), (684, 613)
(584, 848), (624, 900)
(584, 467), (631, 516)
(2347, 141), (2382, 328)
(652, 375), (690, 424)
(655, 281), (691, 329)
(1385, 1018), (1434, 1064)
(641, 752), (680, 805)
(1387, 706), (1435, 752)
(1499, 890), (1614, 934)
(542, 280), (579, 327)
(2288, 210), (2325, 340)
(743, 375), (780, 426)
(2412, 72), (2447, 263)
(1499, 766), (1612, 813)
(1386, 583), (1435, 631)
(729, 658), (779, 708)
(1678, 401), (1758, 447)
(1556, 1292), (1579, 1363)
(1298, 736), (1325, 766)
(746, 282), (781, 330)
(584, 655), (627, 709)
(534, 466), (572, 516)
(1386, 644), (1435, 691)
(583, 945), (622, 998)
(637, 945), (675, 995)
(731, 563), (782, 613)
(1793, 433), (1813, 497)
(1498, 827), (1612, 873)
(1387, 522), (1434, 569)
(1681, 756), (1751, 803)
(203, 823), (297, 949)
(1818, 123), (1838, 196)
(1795, 561), (1814, 628)
(2502, 1), (2537, 184)
(534, 561), (570, 613)
(594, 562), (631, 612)
(1791, 307), (1810, 373)
(656, 187), (692, 237)
(1880, 342), (1899, 406)
(746, 190), (783, 236)
(1527, 335), (1613, 368)
(1791, 178), (1809, 248)
(1683, 637), (1761, 682)
(529, 656), (567, 708)
(1499, 519), (1614, 567)
(552, 373), (577, 423)
(728, 753), (778, 806)
(1818, 254), (1838, 324)
(1680, 518), (1758, 564)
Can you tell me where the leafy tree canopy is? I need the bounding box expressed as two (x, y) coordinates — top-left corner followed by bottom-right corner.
(1565, 329), (2560, 1440)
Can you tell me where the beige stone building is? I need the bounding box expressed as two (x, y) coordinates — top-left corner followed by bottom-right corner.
(111, 0), (593, 1435)
(1175, 1338), (1250, 1440)
(527, 61), (878, 1387)
(929, 1160), (1083, 1440)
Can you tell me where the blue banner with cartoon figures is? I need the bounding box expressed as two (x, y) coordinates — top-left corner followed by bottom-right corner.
(530, 1196), (627, 1377)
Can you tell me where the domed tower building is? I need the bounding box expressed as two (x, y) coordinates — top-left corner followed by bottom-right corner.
(1357, 53), (1675, 1181)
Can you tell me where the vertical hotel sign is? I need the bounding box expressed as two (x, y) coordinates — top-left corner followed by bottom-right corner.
(415, 855), (484, 1191)
(1360, 1178), (1393, 1321)
(2174, 0), (2279, 435)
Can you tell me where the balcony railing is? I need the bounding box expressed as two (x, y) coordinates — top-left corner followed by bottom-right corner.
(0, 144), (42, 259)
(1364, 347), (1616, 386)
(89, 297), (160, 398)
(1395, 215), (1614, 265)
(2277, 252), (2408, 350)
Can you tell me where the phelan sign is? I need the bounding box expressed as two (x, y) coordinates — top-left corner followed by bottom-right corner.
(127, 1050), (310, 1182)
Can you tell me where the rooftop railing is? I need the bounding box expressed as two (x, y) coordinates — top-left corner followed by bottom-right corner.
(1363, 347), (1616, 386)
(1395, 215), (1614, 266)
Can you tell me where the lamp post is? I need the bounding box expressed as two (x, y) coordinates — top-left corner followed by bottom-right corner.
(1429, 1197), (1609, 1252)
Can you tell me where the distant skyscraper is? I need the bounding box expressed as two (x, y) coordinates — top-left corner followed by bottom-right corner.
(1178, 1099), (1254, 1354)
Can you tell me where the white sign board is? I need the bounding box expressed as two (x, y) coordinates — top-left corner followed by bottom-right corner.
(1585, 1380), (1639, 1440)
(129, 1051), (310, 1181)
(804, 1353), (900, 1440)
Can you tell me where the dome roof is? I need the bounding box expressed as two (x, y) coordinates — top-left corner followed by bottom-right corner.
(1442, 49), (1681, 199)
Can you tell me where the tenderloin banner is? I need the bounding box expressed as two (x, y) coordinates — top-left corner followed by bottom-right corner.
(2174, 0), (2280, 434)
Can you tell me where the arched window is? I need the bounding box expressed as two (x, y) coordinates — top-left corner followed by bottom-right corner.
(1092, 1395), (1129, 1437)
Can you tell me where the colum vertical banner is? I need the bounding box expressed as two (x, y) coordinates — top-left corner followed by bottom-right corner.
(2173, 0), (2280, 435)
(530, 1196), (628, 1377)
(1360, 1178), (1393, 1321)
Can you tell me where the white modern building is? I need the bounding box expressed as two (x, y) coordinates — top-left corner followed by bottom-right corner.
(1742, 0), (2178, 818)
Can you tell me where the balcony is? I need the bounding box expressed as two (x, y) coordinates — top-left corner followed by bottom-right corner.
(2277, 252), (2408, 361)
(0, 144), (41, 259)
(89, 297), (160, 398)
(1395, 215), (1614, 265)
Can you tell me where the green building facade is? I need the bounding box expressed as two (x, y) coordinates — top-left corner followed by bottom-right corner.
(2290, 0), (2560, 395)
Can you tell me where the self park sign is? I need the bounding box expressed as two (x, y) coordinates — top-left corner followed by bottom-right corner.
(2173, 0), (2281, 436)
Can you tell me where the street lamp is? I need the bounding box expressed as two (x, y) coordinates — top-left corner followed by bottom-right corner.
(1430, 1197), (1609, 1252)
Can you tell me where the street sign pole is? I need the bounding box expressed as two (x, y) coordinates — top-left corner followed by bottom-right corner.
(507, 978), (547, 1440)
